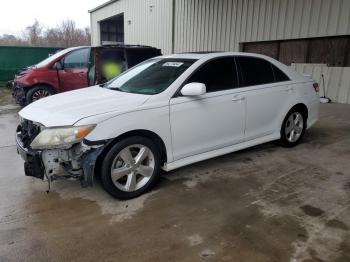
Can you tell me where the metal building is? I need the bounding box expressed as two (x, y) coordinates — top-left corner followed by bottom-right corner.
(90, 0), (350, 103)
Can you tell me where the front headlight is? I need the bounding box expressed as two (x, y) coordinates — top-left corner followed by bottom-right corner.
(30, 125), (96, 150)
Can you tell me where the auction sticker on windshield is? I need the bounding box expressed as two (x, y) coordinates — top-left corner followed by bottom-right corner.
(162, 62), (184, 67)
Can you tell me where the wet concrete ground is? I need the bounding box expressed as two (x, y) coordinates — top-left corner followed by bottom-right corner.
(0, 92), (349, 261)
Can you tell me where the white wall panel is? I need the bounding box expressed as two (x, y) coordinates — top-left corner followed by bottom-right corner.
(292, 64), (350, 104)
(173, 0), (350, 52)
(90, 0), (173, 54)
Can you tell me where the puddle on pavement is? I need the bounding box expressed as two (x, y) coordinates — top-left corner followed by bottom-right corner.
(300, 205), (325, 217)
(326, 219), (349, 231)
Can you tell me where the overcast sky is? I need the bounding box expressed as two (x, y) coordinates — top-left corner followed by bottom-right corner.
(0, 0), (106, 36)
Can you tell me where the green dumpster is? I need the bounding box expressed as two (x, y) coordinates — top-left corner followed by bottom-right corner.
(0, 46), (61, 86)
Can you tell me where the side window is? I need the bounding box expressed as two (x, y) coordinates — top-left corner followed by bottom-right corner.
(63, 48), (90, 69)
(236, 56), (275, 86)
(272, 65), (290, 82)
(187, 57), (238, 93)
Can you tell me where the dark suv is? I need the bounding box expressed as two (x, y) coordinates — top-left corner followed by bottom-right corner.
(12, 45), (161, 105)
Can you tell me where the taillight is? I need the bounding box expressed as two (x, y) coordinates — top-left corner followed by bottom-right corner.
(313, 82), (319, 93)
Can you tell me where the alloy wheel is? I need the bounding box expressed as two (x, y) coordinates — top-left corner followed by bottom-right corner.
(32, 89), (50, 101)
(110, 144), (155, 192)
(285, 112), (304, 143)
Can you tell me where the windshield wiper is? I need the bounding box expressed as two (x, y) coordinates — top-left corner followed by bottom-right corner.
(109, 86), (126, 92)
(100, 82), (125, 92)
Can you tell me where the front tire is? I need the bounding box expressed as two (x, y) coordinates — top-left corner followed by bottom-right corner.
(101, 136), (161, 200)
(280, 109), (306, 147)
(26, 85), (55, 104)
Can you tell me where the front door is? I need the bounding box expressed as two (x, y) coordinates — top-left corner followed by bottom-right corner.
(170, 57), (246, 161)
(58, 48), (90, 92)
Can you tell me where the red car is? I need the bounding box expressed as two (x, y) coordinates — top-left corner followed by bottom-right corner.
(12, 45), (161, 105)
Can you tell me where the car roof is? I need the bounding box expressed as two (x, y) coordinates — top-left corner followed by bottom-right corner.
(163, 51), (276, 60)
(67, 45), (160, 50)
(68, 46), (90, 50)
(93, 44), (160, 49)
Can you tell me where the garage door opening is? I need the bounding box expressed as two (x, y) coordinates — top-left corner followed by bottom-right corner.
(100, 13), (124, 45)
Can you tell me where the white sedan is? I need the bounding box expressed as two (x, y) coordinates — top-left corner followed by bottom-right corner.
(16, 52), (319, 199)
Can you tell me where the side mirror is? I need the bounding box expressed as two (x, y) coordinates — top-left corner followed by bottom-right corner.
(53, 61), (63, 70)
(181, 82), (206, 96)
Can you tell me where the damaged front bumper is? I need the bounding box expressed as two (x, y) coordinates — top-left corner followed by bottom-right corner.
(16, 125), (105, 187)
(12, 81), (27, 106)
(16, 130), (45, 179)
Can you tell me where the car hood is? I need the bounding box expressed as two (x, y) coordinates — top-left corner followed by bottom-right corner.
(19, 86), (150, 127)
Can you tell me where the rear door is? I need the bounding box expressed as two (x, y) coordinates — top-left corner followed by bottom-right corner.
(169, 57), (246, 160)
(58, 48), (90, 92)
(235, 56), (293, 140)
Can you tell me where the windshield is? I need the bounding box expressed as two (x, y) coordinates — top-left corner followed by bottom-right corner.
(35, 47), (78, 68)
(105, 58), (196, 94)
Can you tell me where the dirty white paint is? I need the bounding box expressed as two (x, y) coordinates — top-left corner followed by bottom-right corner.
(291, 63), (350, 104)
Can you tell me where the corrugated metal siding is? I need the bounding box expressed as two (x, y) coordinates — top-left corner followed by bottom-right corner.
(173, 0), (350, 52)
(292, 63), (350, 104)
(91, 0), (350, 53)
(90, 0), (173, 54)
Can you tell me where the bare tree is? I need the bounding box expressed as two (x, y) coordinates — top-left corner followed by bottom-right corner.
(53, 19), (90, 47)
(24, 20), (43, 46)
(0, 19), (90, 48)
(85, 27), (91, 42)
(43, 28), (62, 47)
(0, 34), (27, 46)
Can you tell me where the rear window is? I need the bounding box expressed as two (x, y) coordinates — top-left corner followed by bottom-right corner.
(272, 65), (290, 82)
(236, 56), (289, 86)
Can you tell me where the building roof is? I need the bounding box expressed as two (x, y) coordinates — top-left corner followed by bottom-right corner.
(88, 0), (118, 13)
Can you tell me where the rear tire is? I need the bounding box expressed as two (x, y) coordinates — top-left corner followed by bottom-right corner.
(100, 136), (161, 200)
(280, 109), (306, 147)
(26, 85), (55, 104)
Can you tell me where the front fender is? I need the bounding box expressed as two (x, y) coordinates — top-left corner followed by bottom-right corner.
(76, 105), (173, 162)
